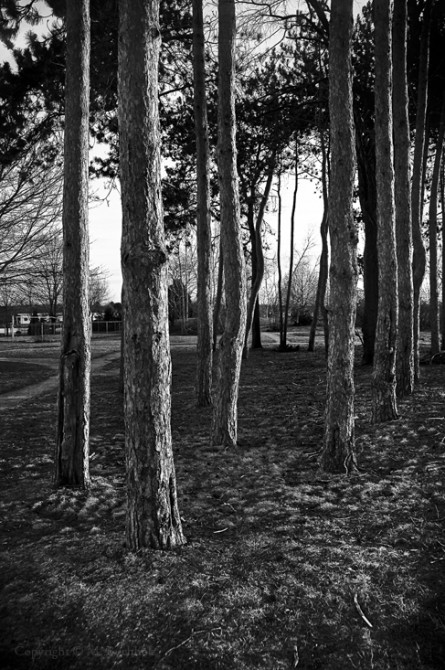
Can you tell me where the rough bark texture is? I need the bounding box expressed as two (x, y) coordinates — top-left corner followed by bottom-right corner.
(118, 0), (185, 551)
(320, 0), (358, 474)
(412, 0), (433, 379)
(211, 0), (247, 447)
(429, 97), (445, 355)
(192, 0), (213, 406)
(393, 0), (414, 396)
(371, 0), (399, 423)
(54, 0), (91, 489)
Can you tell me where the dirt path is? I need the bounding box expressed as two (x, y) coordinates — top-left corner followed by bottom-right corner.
(0, 351), (121, 409)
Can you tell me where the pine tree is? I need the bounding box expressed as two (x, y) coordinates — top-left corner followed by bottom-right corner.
(119, 0), (186, 550)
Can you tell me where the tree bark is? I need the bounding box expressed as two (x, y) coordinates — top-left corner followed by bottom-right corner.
(429, 95), (445, 355)
(320, 0), (358, 473)
(118, 0), (186, 551)
(192, 0), (213, 406)
(211, 0), (247, 447)
(393, 0), (414, 396)
(412, 0), (434, 379)
(371, 0), (398, 423)
(54, 0), (91, 489)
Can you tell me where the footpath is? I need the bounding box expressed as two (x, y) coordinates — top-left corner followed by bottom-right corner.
(0, 351), (121, 409)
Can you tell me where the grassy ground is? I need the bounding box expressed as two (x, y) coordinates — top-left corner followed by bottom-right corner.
(1, 333), (445, 669)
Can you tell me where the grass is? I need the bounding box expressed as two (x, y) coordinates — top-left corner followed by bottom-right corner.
(0, 335), (445, 668)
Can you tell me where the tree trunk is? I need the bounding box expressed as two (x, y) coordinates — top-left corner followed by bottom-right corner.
(213, 235), (224, 352)
(192, 0), (213, 406)
(308, 129), (329, 354)
(276, 174), (284, 343)
(280, 151), (298, 351)
(356, 127), (378, 366)
(320, 0), (358, 473)
(371, 0), (398, 423)
(118, 0), (186, 551)
(429, 95), (445, 355)
(54, 0), (91, 489)
(251, 300), (262, 348)
(393, 0), (414, 396)
(412, 0), (433, 379)
(244, 155), (275, 356)
(211, 0), (247, 447)
(441, 162), (445, 350)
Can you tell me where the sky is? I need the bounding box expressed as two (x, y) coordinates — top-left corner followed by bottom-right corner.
(87, 172), (325, 303)
(1, 0), (368, 304)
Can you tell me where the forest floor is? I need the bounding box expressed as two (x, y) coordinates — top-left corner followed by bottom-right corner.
(1, 330), (445, 669)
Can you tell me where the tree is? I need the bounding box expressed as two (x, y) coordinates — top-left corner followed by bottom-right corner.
(393, 0), (414, 396)
(243, 150), (276, 355)
(119, 0), (186, 550)
(308, 129), (329, 353)
(54, 0), (91, 489)
(371, 0), (398, 423)
(289, 251), (318, 325)
(0, 146), (63, 282)
(28, 227), (64, 318)
(192, 0), (213, 406)
(89, 265), (110, 313)
(280, 151), (298, 351)
(320, 0), (358, 474)
(211, 0), (247, 448)
(441, 163), (445, 350)
(428, 96), (445, 355)
(411, 0), (434, 379)
(353, 6), (378, 366)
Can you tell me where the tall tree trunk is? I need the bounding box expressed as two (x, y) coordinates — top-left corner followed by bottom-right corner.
(320, 0), (358, 473)
(393, 0), (414, 396)
(192, 0), (213, 406)
(280, 151), (298, 351)
(118, 0), (185, 551)
(213, 235), (224, 352)
(244, 154), (275, 356)
(356, 125), (378, 365)
(211, 0), (247, 447)
(54, 0), (91, 489)
(441, 162), (445, 350)
(371, 0), (398, 423)
(251, 300), (262, 348)
(429, 96), (445, 355)
(276, 174), (284, 343)
(308, 129), (329, 353)
(412, 0), (434, 379)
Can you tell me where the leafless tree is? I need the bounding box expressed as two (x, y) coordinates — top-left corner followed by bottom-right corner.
(0, 146), (63, 281)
